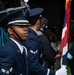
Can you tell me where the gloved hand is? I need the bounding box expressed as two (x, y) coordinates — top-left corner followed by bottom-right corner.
(55, 68), (67, 75)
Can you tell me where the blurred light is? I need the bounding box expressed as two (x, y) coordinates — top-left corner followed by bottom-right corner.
(56, 29), (58, 32)
(54, 26), (56, 28)
(24, 0), (29, 2)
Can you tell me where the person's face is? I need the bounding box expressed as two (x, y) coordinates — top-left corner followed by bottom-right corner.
(8, 25), (29, 43)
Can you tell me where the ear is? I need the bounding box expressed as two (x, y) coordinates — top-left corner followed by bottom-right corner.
(7, 27), (13, 35)
(36, 19), (40, 25)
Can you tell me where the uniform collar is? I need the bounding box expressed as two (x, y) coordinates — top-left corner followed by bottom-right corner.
(29, 27), (38, 34)
(10, 38), (23, 54)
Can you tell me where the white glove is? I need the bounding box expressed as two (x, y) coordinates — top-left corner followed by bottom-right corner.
(55, 68), (67, 75)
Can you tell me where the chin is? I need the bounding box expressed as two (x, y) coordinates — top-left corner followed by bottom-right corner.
(23, 37), (28, 41)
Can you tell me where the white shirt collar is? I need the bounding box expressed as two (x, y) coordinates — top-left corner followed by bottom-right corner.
(37, 31), (43, 35)
(10, 38), (23, 54)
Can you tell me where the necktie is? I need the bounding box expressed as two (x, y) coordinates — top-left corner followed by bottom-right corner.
(23, 48), (28, 75)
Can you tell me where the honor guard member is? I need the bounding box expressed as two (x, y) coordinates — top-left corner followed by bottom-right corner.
(0, 8), (31, 75)
(37, 17), (56, 69)
(23, 8), (55, 75)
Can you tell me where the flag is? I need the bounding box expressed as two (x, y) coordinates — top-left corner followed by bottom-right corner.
(0, 27), (9, 47)
(60, 0), (72, 68)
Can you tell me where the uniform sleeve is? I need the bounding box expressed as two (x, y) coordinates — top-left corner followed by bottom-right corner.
(68, 44), (74, 57)
(0, 49), (15, 75)
(23, 34), (55, 75)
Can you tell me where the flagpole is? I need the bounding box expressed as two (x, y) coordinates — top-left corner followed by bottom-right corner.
(60, 0), (72, 68)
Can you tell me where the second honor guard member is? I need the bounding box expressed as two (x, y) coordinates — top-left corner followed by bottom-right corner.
(23, 8), (55, 75)
(0, 8), (31, 75)
(23, 7), (67, 75)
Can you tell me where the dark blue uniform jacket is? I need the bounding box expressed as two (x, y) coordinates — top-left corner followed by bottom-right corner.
(0, 39), (27, 75)
(23, 28), (49, 75)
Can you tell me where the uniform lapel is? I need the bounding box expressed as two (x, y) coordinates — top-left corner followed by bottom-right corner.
(8, 39), (26, 70)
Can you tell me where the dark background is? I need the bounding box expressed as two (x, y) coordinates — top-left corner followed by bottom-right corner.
(28, 0), (65, 39)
